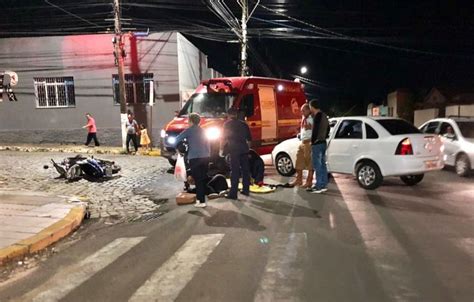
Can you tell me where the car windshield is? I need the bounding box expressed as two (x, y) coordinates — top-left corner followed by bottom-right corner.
(376, 119), (420, 135)
(179, 93), (236, 118)
(457, 121), (474, 138)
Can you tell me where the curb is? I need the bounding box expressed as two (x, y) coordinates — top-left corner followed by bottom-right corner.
(0, 146), (161, 157)
(0, 205), (86, 265)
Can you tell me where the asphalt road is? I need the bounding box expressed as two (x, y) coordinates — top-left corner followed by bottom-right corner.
(0, 161), (473, 302)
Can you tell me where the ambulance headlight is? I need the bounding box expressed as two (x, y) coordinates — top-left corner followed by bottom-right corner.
(167, 136), (176, 145)
(160, 129), (166, 138)
(205, 127), (221, 140)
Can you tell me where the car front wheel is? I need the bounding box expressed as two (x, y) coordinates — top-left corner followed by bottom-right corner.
(275, 153), (295, 177)
(356, 161), (383, 190)
(455, 154), (471, 177)
(400, 174), (424, 186)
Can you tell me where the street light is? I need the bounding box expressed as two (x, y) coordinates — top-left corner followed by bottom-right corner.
(300, 66), (308, 75)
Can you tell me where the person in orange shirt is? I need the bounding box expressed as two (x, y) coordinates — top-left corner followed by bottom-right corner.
(83, 113), (100, 147)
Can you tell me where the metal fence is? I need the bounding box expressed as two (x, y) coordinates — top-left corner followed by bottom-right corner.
(34, 77), (76, 108)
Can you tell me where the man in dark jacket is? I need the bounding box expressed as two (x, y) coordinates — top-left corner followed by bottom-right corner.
(222, 108), (252, 199)
(308, 99), (330, 193)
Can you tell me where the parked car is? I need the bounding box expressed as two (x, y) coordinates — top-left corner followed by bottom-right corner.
(272, 117), (444, 189)
(420, 117), (474, 177)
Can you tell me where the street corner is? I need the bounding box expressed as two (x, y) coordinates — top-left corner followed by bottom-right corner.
(0, 191), (88, 265)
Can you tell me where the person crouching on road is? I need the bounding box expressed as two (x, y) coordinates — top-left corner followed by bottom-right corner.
(308, 99), (330, 194)
(174, 113), (210, 208)
(249, 149), (265, 186)
(222, 108), (252, 199)
(290, 104), (314, 188)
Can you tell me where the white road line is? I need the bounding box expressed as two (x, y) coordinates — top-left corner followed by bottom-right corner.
(23, 237), (145, 302)
(254, 233), (307, 302)
(129, 233), (225, 302)
(335, 179), (419, 301)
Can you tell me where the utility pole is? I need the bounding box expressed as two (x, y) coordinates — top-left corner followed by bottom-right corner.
(240, 0), (249, 76)
(113, 0), (127, 149)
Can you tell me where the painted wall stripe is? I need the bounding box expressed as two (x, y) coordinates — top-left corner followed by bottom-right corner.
(24, 237), (145, 302)
(254, 233), (307, 302)
(129, 233), (225, 302)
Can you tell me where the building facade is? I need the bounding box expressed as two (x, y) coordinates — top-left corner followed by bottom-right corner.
(0, 32), (221, 146)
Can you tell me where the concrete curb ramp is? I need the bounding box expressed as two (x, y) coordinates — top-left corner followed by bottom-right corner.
(0, 205), (86, 265)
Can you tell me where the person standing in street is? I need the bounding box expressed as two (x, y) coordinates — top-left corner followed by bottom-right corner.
(83, 113), (100, 147)
(308, 99), (330, 193)
(125, 113), (139, 154)
(222, 108), (252, 199)
(290, 103), (314, 188)
(174, 113), (210, 208)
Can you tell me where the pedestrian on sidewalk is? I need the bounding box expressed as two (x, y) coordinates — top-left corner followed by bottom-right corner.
(290, 103), (314, 188)
(174, 113), (210, 208)
(222, 108), (252, 199)
(125, 113), (139, 154)
(308, 99), (330, 194)
(139, 124), (151, 151)
(83, 113), (100, 147)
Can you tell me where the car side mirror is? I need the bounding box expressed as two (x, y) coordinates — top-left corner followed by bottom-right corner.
(174, 110), (180, 117)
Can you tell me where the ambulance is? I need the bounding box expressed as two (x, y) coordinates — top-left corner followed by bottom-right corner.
(160, 77), (307, 166)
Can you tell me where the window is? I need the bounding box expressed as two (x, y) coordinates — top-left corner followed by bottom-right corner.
(335, 120), (363, 139)
(377, 119), (421, 135)
(34, 77), (75, 108)
(365, 123), (379, 139)
(113, 73), (153, 104)
(439, 122), (454, 136)
(456, 121), (474, 138)
(239, 94), (254, 117)
(421, 122), (440, 134)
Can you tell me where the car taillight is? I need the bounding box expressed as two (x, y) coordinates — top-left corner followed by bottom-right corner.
(395, 138), (413, 155)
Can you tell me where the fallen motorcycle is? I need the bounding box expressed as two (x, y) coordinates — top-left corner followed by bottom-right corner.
(44, 155), (121, 181)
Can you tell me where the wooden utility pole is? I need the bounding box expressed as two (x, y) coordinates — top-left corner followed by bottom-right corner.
(240, 0), (249, 76)
(113, 0), (127, 149)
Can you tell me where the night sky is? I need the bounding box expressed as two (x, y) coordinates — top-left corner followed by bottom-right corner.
(3, 0), (474, 113)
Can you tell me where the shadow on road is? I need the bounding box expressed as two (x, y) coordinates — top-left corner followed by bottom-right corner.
(365, 191), (461, 217)
(249, 194), (322, 219)
(187, 208), (266, 231)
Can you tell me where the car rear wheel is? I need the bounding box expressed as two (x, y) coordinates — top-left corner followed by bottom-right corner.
(400, 174), (424, 186)
(455, 154), (471, 177)
(356, 161), (383, 190)
(275, 153), (295, 177)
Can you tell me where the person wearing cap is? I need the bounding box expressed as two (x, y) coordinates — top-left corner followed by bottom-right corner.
(222, 108), (252, 199)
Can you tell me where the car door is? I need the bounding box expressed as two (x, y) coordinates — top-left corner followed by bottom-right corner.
(438, 122), (458, 166)
(327, 119), (363, 173)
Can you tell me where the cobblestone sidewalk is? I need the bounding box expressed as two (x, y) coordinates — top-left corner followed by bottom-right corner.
(0, 152), (181, 222)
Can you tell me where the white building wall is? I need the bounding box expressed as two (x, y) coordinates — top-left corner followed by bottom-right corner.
(414, 108), (439, 127)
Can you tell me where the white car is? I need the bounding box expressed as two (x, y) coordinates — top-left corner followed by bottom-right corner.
(420, 117), (474, 177)
(272, 117), (444, 189)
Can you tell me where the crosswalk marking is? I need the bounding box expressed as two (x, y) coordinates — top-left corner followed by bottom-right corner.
(335, 180), (419, 301)
(23, 237), (145, 302)
(129, 233), (225, 302)
(254, 233), (307, 302)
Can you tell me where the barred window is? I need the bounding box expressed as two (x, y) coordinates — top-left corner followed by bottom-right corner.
(112, 73), (153, 104)
(34, 77), (76, 108)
